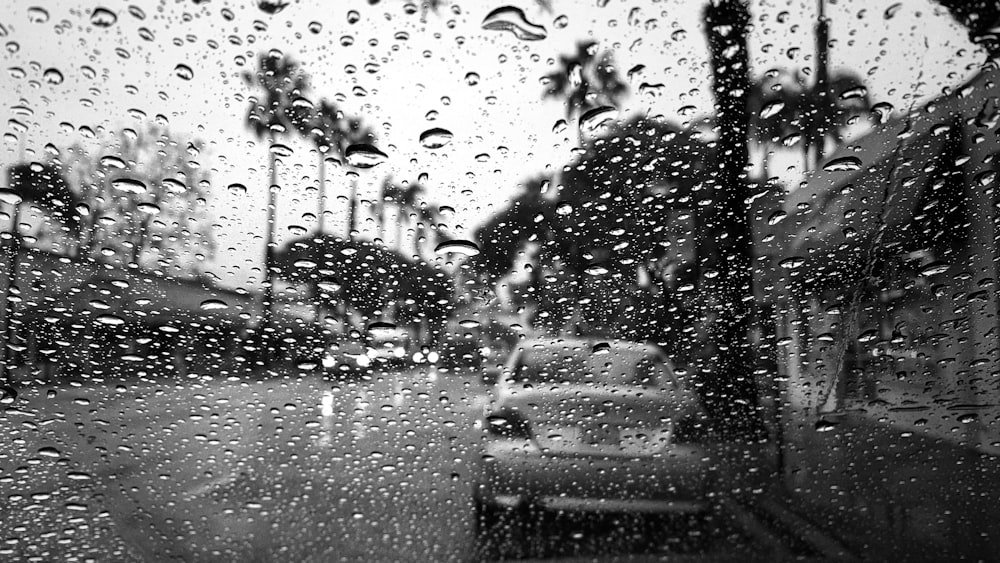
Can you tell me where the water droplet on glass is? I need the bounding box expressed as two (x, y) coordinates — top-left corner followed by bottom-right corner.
(37, 446), (61, 458)
(556, 202), (573, 215)
(111, 178), (147, 193)
(815, 420), (838, 432)
(200, 299), (229, 310)
(767, 210), (787, 225)
(435, 239), (480, 256)
(137, 202), (160, 214)
(27, 7), (50, 23)
(161, 178), (185, 193)
(228, 183), (247, 195)
(579, 106), (617, 132)
(269, 143), (293, 157)
(42, 68), (63, 84)
(920, 262), (949, 277)
(585, 265), (609, 276)
(759, 100), (784, 119)
(840, 85), (867, 100)
(884, 2), (902, 19)
(592, 342), (610, 354)
(419, 127), (453, 149)
(347, 10), (361, 24)
(90, 7), (118, 27)
(96, 314), (126, 326)
(174, 64), (194, 80)
(779, 257), (805, 269)
(0, 189), (24, 206)
(553, 15), (568, 28)
(308, 21), (322, 34)
(870, 101), (894, 124)
(481, 6), (548, 41)
(822, 156), (862, 172)
(464, 72), (480, 86)
(345, 144), (388, 168)
(458, 319), (480, 329)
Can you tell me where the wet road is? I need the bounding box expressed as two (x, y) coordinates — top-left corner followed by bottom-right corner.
(0, 366), (812, 562)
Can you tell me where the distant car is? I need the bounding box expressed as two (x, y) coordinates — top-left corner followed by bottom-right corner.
(321, 339), (370, 376)
(364, 326), (412, 367)
(473, 338), (715, 552)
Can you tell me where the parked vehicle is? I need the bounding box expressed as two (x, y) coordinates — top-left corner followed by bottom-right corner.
(473, 337), (715, 556)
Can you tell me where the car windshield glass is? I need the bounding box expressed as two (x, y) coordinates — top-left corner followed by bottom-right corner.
(3, 0), (999, 561)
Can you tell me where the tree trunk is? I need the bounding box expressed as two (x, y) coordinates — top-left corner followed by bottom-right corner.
(260, 150), (278, 359)
(702, 0), (763, 438)
(317, 153), (326, 234)
(346, 179), (358, 239)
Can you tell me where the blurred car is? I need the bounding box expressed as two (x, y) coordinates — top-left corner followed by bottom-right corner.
(473, 338), (715, 550)
(364, 326), (412, 367)
(321, 339), (370, 376)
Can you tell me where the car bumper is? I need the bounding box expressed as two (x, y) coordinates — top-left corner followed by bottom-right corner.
(476, 440), (715, 514)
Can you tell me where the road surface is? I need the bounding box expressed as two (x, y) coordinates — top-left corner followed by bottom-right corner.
(0, 365), (832, 562)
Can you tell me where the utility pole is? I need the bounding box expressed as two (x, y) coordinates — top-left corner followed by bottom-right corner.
(811, 0), (831, 169)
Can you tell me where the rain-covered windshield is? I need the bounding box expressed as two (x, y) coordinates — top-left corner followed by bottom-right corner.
(2, 0), (1000, 561)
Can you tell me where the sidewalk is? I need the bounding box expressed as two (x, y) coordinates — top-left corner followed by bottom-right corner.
(776, 412), (1000, 561)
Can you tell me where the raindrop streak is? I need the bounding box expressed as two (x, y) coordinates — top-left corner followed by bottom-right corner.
(434, 240), (480, 256)
(419, 128), (454, 149)
(579, 106), (617, 132)
(822, 156), (862, 172)
(90, 7), (118, 27)
(345, 144), (388, 168)
(174, 64), (194, 80)
(200, 299), (228, 310)
(111, 178), (147, 193)
(481, 6), (548, 41)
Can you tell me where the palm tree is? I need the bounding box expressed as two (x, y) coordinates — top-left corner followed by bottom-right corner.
(336, 116), (375, 239)
(412, 204), (439, 259)
(702, 0), (761, 437)
(242, 51), (310, 346)
(542, 40), (628, 143)
(394, 181), (424, 253)
(290, 98), (343, 234)
(749, 68), (872, 174)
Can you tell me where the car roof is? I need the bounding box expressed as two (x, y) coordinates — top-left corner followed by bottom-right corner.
(513, 337), (660, 355)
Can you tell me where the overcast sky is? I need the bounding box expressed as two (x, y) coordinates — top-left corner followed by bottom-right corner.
(0, 0), (983, 289)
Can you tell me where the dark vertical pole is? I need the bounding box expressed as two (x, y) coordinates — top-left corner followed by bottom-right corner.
(812, 0), (831, 169)
(703, 0), (762, 437)
(260, 150), (278, 361)
(0, 199), (21, 384)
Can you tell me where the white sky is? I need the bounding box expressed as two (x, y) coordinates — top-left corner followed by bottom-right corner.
(0, 0), (984, 289)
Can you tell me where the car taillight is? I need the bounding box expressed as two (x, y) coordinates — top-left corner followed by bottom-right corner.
(484, 409), (531, 439)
